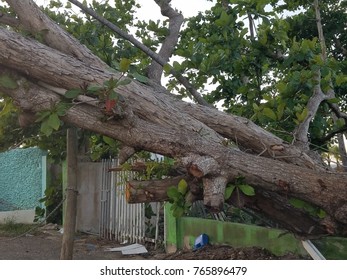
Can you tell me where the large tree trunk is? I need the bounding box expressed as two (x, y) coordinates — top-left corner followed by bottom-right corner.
(1, 0), (347, 237)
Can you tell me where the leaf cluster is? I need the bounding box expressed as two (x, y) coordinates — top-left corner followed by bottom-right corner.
(167, 179), (191, 217)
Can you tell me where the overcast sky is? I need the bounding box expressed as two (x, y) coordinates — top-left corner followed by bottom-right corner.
(36, 0), (215, 21)
(135, 0), (214, 21)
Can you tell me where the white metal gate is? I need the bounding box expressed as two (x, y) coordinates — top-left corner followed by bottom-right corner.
(99, 159), (146, 243)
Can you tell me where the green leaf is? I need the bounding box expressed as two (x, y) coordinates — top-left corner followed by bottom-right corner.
(47, 113), (61, 130)
(108, 90), (118, 100)
(104, 77), (118, 88)
(259, 33), (267, 45)
(117, 78), (132, 86)
(40, 121), (53, 136)
(296, 107), (308, 122)
(277, 103), (285, 120)
(215, 10), (231, 27)
(172, 206), (184, 217)
(224, 184), (236, 200)
(87, 84), (103, 93)
(263, 107), (277, 120)
(335, 74), (347, 86)
(327, 97), (340, 104)
(163, 64), (172, 74)
(119, 58), (131, 72)
(0, 102), (12, 117)
(64, 88), (82, 99)
(0, 75), (17, 89)
(239, 28), (248, 38)
(252, 103), (259, 111)
(317, 209), (326, 219)
(102, 135), (116, 147)
(35, 110), (52, 122)
(172, 61), (181, 71)
(238, 184), (255, 196)
(56, 103), (70, 116)
(177, 179), (188, 195)
(167, 186), (179, 200)
(132, 72), (149, 84)
(289, 198), (305, 209)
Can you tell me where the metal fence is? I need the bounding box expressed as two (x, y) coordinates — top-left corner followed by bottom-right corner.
(99, 159), (146, 243)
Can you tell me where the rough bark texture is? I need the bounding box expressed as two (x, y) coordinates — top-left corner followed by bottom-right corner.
(126, 176), (188, 203)
(1, 0), (347, 237)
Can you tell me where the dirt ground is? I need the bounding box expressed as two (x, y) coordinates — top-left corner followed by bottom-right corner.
(0, 224), (307, 260)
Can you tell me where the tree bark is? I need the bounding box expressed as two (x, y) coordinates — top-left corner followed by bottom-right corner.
(126, 176), (189, 203)
(1, 0), (347, 236)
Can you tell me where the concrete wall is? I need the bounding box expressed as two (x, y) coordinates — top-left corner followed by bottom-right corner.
(0, 147), (46, 223)
(0, 209), (36, 224)
(75, 162), (103, 234)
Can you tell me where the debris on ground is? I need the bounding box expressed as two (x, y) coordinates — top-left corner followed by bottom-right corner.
(105, 243), (148, 255)
(155, 245), (309, 260)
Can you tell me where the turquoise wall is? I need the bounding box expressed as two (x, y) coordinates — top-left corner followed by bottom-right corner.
(0, 147), (46, 211)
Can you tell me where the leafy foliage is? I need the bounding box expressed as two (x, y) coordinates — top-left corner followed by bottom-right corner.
(289, 198), (326, 219)
(225, 176), (255, 201)
(167, 179), (191, 217)
(169, 0), (347, 150)
(34, 178), (63, 224)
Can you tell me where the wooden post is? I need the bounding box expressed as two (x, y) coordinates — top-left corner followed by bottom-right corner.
(60, 128), (78, 260)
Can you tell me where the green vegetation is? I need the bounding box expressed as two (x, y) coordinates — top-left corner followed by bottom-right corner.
(0, 219), (38, 237)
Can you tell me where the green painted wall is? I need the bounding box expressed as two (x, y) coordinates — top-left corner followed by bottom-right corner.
(0, 147), (46, 211)
(165, 203), (307, 257)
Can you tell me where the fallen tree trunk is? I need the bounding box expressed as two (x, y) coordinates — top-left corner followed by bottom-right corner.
(1, 1), (347, 237)
(125, 179), (332, 236)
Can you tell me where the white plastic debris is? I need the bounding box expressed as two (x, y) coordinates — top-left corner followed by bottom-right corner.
(104, 243), (148, 255)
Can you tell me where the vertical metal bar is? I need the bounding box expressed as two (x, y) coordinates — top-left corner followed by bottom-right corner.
(100, 159), (105, 239)
(111, 158), (117, 240)
(115, 160), (121, 242)
(106, 159), (111, 240)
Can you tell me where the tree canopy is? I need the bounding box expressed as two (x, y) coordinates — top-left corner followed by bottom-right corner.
(0, 0), (347, 236)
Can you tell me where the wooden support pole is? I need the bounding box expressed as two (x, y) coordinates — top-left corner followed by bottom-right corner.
(60, 127), (78, 260)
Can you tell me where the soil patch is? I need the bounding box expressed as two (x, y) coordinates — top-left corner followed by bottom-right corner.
(155, 245), (306, 260)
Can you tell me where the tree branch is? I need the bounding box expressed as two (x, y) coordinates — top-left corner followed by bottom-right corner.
(5, 0), (105, 69)
(0, 11), (20, 27)
(125, 175), (190, 203)
(293, 0), (336, 150)
(333, 36), (347, 56)
(314, 0), (327, 61)
(146, 0), (184, 83)
(0, 27), (323, 169)
(67, 0), (211, 107)
(294, 71), (328, 149)
(318, 126), (347, 144)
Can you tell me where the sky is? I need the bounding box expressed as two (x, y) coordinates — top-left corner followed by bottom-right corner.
(135, 0), (214, 21)
(36, 0), (215, 21)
